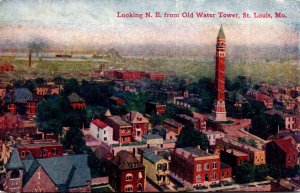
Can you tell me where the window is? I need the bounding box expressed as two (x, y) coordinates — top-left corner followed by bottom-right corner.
(104, 130), (106, 134)
(40, 150), (42, 157)
(212, 162), (217, 169)
(137, 183), (143, 192)
(204, 163), (210, 170)
(21, 151), (26, 158)
(104, 137), (107, 141)
(212, 172), (217, 180)
(138, 172), (143, 179)
(288, 155), (291, 162)
(196, 174), (201, 182)
(222, 171), (224, 177)
(97, 133), (99, 138)
(196, 164), (202, 172)
(98, 128), (100, 132)
(125, 173), (133, 181)
(157, 164), (162, 170)
(52, 148), (57, 155)
(125, 185), (133, 192)
(43, 149), (47, 156)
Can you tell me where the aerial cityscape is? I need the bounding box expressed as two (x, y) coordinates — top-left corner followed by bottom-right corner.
(0, 0), (300, 192)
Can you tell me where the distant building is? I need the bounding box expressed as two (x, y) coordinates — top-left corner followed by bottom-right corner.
(142, 134), (164, 146)
(68, 93), (86, 109)
(266, 139), (298, 168)
(170, 147), (232, 186)
(202, 130), (225, 146)
(105, 116), (132, 144)
(144, 72), (166, 80)
(110, 96), (125, 105)
(177, 114), (202, 130)
(4, 148), (91, 192)
(90, 119), (114, 144)
(216, 138), (266, 165)
(145, 102), (166, 115)
(36, 85), (60, 96)
(142, 152), (170, 185)
(124, 111), (149, 141)
(265, 110), (300, 131)
(108, 150), (145, 192)
(0, 64), (14, 72)
(247, 90), (273, 109)
(163, 118), (185, 136)
(26, 100), (38, 118)
(219, 148), (249, 173)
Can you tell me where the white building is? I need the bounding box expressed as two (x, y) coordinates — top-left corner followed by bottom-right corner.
(90, 119), (114, 144)
(202, 130), (225, 146)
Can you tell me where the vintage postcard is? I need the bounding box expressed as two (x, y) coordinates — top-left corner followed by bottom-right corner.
(0, 0), (299, 192)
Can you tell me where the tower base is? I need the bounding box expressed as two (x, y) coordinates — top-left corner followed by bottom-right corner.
(212, 100), (227, 122)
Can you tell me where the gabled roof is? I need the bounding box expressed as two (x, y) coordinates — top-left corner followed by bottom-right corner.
(5, 88), (33, 103)
(272, 139), (298, 155)
(68, 93), (85, 103)
(125, 111), (149, 124)
(6, 148), (24, 170)
(111, 150), (144, 170)
(163, 118), (184, 128)
(91, 119), (107, 129)
(104, 109), (111, 117)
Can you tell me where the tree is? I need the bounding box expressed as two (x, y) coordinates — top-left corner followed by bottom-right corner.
(235, 162), (255, 184)
(176, 123), (209, 150)
(254, 165), (269, 182)
(62, 78), (80, 96)
(62, 127), (86, 154)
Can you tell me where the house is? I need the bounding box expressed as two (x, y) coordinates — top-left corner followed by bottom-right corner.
(36, 85), (60, 96)
(202, 130), (225, 146)
(105, 116), (132, 144)
(144, 72), (166, 80)
(142, 152), (170, 185)
(0, 64), (14, 72)
(192, 112), (207, 131)
(68, 93), (86, 109)
(108, 150), (145, 192)
(89, 119), (113, 144)
(124, 111), (149, 141)
(26, 100), (38, 118)
(0, 113), (37, 139)
(216, 138), (266, 165)
(142, 134), (164, 146)
(16, 141), (63, 160)
(265, 110), (299, 130)
(4, 148), (91, 192)
(162, 118), (185, 135)
(110, 96), (125, 105)
(177, 114), (202, 130)
(219, 148), (249, 173)
(266, 139), (298, 168)
(145, 102), (166, 115)
(5, 88), (33, 103)
(170, 147), (232, 186)
(247, 90), (273, 109)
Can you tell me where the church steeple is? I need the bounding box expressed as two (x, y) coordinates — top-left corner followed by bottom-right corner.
(217, 24), (225, 39)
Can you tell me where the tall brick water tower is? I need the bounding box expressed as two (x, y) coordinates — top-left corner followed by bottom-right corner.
(212, 25), (227, 122)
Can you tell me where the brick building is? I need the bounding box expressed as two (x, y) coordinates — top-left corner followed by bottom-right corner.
(108, 150), (145, 192)
(36, 85), (60, 96)
(162, 118), (185, 136)
(266, 139), (298, 168)
(16, 141), (63, 160)
(170, 147), (232, 186)
(68, 93), (86, 109)
(105, 116), (133, 144)
(145, 102), (166, 115)
(0, 64), (14, 72)
(124, 111), (149, 141)
(219, 148), (249, 173)
(4, 149), (91, 192)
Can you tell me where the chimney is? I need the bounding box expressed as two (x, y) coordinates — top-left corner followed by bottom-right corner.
(231, 149), (234, 154)
(140, 153), (143, 164)
(112, 150), (115, 159)
(206, 149), (209, 153)
(10, 90), (15, 103)
(197, 145), (201, 150)
(133, 148), (136, 157)
(147, 144), (150, 149)
(29, 52), (32, 67)
(154, 151), (158, 155)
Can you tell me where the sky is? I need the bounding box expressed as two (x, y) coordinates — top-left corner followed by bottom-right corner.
(0, 0), (299, 48)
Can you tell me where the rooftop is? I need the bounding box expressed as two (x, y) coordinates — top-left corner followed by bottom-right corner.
(142, 134), (163, 140)
(68, 92), (85, 103)
(106, 115), (131, 127)
(143, 152), (164, 164)
(174, 147), (211, 159)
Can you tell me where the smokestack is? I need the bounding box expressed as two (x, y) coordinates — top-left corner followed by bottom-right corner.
(29, 52), (32, 67)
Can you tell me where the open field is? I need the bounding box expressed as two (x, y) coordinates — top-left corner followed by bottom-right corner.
(1, 55), (299, 85)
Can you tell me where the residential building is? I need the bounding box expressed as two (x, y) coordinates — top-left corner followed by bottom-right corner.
(265, 110), (300, 130)
(145, 102), (166, 115)
(202, 130), (225, 146)
(124, 111), (149, 141)
(142, 134), (163, 146)
(219, 148), (249, 173)
(216, 138), (266, 165)
(170, 147), (232, 186)
(4, 148), (91, 192)
(142, 152), (170, 185)
(108, 150), (145, 192)
(68, 93), (86, 109)
(163, 118), (185, 135)
(105, 116), (132, 144)
(90, 119), (113, 144)
(16, 141), (63, 160)
(36, 85), (60, 96)
(0, 64), (14, 72)
(177, 114), (202, 130)
(266, 139), (298, 168)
